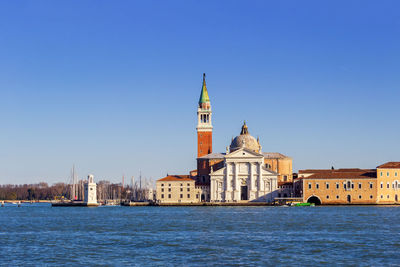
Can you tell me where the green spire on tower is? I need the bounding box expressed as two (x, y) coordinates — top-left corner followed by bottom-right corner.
(199, 73), (210, 105)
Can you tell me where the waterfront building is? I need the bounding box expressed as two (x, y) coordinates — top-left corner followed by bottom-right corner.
(300, 163), (400, 205)
(277, 182), (295, 198)
(84, 174), (97, 205)
(292, 173), (304, 197)
(156, 175), (200, 204)
(300, 168), (377, 205)
(376, 162), (400, 203)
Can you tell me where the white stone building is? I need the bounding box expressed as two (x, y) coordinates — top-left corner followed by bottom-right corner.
(210, 123), (279, 202)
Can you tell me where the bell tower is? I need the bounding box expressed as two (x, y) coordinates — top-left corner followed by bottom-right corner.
(197, 73), (213, 158)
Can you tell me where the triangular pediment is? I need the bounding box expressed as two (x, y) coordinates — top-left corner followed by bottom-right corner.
(225, 147), (263, 158)
(210, 166), (225, 176)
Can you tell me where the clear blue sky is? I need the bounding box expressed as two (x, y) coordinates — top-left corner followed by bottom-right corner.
(1, 0), (399, 184)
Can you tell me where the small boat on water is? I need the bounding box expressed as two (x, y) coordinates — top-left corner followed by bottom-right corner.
(295, 202), (315, 207)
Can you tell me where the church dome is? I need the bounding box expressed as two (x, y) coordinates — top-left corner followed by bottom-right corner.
(229, 121), (260, 153)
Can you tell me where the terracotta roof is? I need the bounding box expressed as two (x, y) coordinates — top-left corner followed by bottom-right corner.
(189, 170), (198, 177)
(303, 170), (376, 180)
(157, 175), (194, 182)
(299, 168), (369, 174)
(377, 162), (400, 169)
(278, 182), (293, 187)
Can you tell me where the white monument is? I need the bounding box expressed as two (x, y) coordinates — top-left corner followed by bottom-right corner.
(84, 174), (97, 205)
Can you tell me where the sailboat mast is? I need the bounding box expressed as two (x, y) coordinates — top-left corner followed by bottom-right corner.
(72, 164), (76, 201)
(70, 167), (73, 200)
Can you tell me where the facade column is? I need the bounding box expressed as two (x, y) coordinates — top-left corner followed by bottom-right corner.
(234, 162), (239, 201)
(249, 163), (253, 190)
(210, 178), (215, 202)
(225, 163), (231, 201)
(249, 163), (255, 200)
(272, 178), (275, 201)
(216, 181), (220, 201)
(258, 162), (263, 198)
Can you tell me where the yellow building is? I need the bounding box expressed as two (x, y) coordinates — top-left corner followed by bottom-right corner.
(376, 162), (400, 203)
(300, 162), (400, 205)
(156, 175), (202, 204)
(300, 169), (377, 205)
(264, 154), (293, 183)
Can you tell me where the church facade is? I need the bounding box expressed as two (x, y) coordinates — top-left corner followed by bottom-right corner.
(201, 123), (281, 202)
(155, 73), (293, 203)
(194, 74), (292, 203)
(208, 142), (279, 202)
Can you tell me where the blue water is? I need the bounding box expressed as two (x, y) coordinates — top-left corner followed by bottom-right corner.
(1, 204), (400, 266)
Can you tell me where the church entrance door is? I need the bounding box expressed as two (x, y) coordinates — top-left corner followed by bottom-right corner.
(241, 186), (248, 200)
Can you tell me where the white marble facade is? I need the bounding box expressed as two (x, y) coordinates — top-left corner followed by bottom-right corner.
(210, 148), (278, 202)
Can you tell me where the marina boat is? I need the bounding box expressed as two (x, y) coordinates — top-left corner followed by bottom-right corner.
(295, 202), (315, 207)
